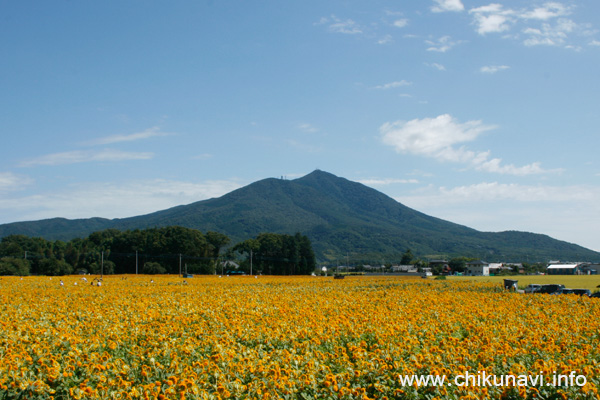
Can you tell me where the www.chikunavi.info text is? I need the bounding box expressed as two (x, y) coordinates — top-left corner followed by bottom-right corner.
(399, 371), (587, 388)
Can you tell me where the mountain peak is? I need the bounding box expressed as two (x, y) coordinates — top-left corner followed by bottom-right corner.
(297, 169), (337, 180)
(295, 169), (352, 190)
(1, 171), (599, 262)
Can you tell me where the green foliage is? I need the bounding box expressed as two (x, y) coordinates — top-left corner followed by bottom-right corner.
(0, 227), (230, 276)
(186, 262), (215, 275)
(449, 257), (470, 273)
(37, 258), (73, 276)
(92, 226), (216, 274)
(234, 232), (316, 275)
(0, 227), (319, 276)
(0, 257), (30, 276)
(142, 262), (166, 275)
(232, 238), (260, 255)
(400, 249), (413, 265)
(206, 231), (230, 258)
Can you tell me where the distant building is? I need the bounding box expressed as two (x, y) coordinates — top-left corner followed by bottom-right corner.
(220, 261), (240, 272)
(505, 263), (524, 274)
(466, 260), (490, 276)
(429, 259), (450, 274)
(391, 265), (418, 273)
(488, 263), (518, 275)
(547, 262), (596, 275)
(584, 264), (599, 275)
(488, 263), (503, 275)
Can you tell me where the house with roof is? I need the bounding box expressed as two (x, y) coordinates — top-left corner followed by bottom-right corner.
(465, 260), (490, 276)
(391, 265), (418, 273)
(429, 259), (451, 274)
(547, 262), (591, 275)
(584, 264), (599, 274)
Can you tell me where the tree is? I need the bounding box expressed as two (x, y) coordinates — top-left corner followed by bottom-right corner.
(142, 262), (166, 274)
(206, 231), (230, 258)
(296, 233), (316, 274)
(400, 249), (413, 265)
(449, 257), (469, 273)
(37, 258), (73, 276)
(232, 239), (260, 274)
(232, 233), (316, 275)
(256, 233), (284, 274)
(0, 257), (30, 276)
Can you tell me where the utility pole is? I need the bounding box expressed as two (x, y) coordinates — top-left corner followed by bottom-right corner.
(250, 249), (253, 276)
(135, 250), (138, 275)
(101, 251), (104, 278)
(179, 253), (182, 277)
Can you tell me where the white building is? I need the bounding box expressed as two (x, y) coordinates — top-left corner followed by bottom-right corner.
(546, 263), (587, 275)
(391, 265), (417, 273)
(466, 260), (490, 276)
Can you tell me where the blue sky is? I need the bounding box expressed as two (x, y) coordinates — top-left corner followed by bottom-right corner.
(1, 0), (599, 252)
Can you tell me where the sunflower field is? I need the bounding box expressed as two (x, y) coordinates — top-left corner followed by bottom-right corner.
(1, 275), (599, 399)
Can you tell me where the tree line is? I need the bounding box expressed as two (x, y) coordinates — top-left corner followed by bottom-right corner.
(0, 227), (316, 276)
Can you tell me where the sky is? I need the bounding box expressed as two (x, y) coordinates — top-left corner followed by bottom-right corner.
(1, 0), (599, 253)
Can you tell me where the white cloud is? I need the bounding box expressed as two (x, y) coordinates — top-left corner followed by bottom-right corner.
(0, 172), (33, 192)
(19, 149), (153, 167)
(84, 126), (172, 146)
(425, 35), (463, 52)
(393, 19), (409, 28)
(427, 62), (446, 71)
(0, 179), (244, 223)
(480, 65), (510, 74)
(380, 114), (553, 176)
(358, 178), (419, 185)
(523, 18), (577, 47)
(318, 15), (362, 34)
(297, 123), (319, 133)
(590, 40), (600, 46)
(378, 34), (393, 45)
(394, 182), (600, 251)
(469, 4), (515, 35)
(431, 0), (465, 13)
(475, 158), (551, 175)
(402, 182), (595, 206)
(374, 80), (412, 90)
(467, 2), (591, 49)
(381, 114), (493, 157)
(520, 2), (571, 20)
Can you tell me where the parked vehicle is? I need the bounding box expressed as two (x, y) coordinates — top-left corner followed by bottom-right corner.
(590, 292), (600, 298)
(550, 288), (574, 295)
(570, 289), (592, 297)
(537, 284), (565, 294)
(524, 284), (541, 294)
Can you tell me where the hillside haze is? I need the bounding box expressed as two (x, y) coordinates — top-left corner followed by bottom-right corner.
(1, 170), (598, 262)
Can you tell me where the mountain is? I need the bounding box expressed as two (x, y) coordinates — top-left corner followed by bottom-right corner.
(1, 170), (598, 262)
